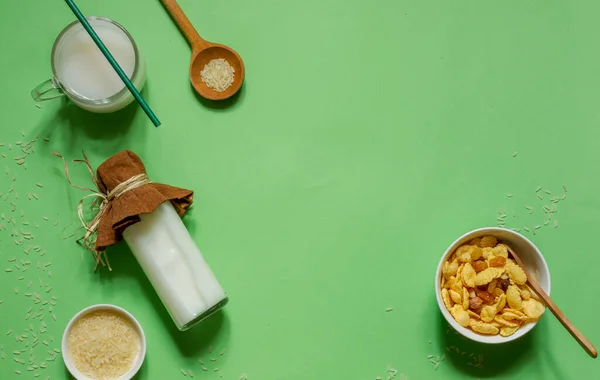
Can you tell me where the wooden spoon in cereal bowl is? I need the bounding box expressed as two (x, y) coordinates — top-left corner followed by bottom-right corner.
(160, 0), (245, 101)
(503, 244), (597, 358)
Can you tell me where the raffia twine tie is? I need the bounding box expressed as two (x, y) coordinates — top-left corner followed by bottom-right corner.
(53, 151), (152, 271)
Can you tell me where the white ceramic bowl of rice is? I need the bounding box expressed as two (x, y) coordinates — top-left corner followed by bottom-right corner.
(435, 227), (551, 344)
(62, 304), (146, 380)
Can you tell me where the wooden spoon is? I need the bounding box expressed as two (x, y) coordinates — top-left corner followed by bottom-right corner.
(160, 0), (245, 101)
(504, 245), (597, 358)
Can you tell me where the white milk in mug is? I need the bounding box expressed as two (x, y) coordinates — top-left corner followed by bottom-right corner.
(32, 17), (146, 113)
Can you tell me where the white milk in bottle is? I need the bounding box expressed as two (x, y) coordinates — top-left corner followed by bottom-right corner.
(123, 202), (228, 330)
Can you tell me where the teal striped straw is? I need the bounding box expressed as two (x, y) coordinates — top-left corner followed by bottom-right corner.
(64, 0), (160, 127)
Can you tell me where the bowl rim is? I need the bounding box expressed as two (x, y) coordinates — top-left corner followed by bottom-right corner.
(61, 304), (146, 380)
(435, 227), (551, 344)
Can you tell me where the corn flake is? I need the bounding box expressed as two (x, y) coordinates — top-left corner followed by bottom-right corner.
(462, 263), (476, 288)
(450, 279), (463, 294)
(522, 299), (545, 319)
(449, 289), (462, 305)
(444, 275), (456, 290)
(503, 308), (526, 317)
(482, 247), (493, 259)
(491, 321), (503, 329)
(456, 245), (473, 263)
(495, 293), (507, 312)
(492, 244), (508, 258)
(471, 321), (499, 335)
(442, 288), (453, 310)
(443, 260), (459, 279)
(501, 311), (529, 322)
(494, 315), (520, 328)
(456, 263), (464, 281)
(451, 305), (470, 327)
(467, 310), (481, 320)
(480, 305), (497, 323)
(469, 246), (483, 261)
(474, 267), (501, 286)
(500, 325), (520, 337)
(507, 285), (523, 311)
(480, 236), (498, 248)
(506, 263), (527, 285)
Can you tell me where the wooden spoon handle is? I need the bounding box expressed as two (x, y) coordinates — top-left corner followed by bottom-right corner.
(505, 245), (597, 358)
(160, 0), (208, 50)
(531, 281), (598, 358)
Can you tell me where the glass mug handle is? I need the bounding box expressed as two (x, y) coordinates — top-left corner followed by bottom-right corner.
(31, 77), (64, 102)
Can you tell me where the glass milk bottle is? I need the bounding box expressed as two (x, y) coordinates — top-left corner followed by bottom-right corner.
(123, 201), (228, 330)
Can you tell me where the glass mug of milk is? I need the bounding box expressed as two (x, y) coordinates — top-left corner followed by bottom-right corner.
(31, 17), (146, 113)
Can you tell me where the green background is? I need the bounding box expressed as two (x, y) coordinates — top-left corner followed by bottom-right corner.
(1, 0), (599, 379)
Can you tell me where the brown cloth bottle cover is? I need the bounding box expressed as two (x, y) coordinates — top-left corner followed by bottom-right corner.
(95, 150), (194, 251)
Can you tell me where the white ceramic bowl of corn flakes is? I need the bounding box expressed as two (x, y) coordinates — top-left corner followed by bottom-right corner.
(435, 227), (551, 344)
